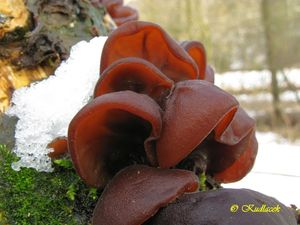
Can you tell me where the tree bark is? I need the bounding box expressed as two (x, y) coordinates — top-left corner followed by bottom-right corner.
(0, 0), (111, 113)
(261, 0), (285, 126)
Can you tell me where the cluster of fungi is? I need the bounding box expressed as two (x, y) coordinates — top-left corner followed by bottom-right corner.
(62, 21), (297, 225)
(45, 2), (297, 224)
(92, 0), (138, 26)
(0, 0), (295, 223)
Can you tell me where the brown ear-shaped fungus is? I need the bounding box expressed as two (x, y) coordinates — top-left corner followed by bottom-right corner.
(68, 91), (162, 187)
(181, 41), (206, 80)
(109, 5), (138, 26)
(181, 41), (215, 83)
(205, 65), (215, 83)
(92, 165), (199, 225)
(156, 80), (238, 168)
(214, 108), (254, 144)
(47, 136), (68, 158)
(147, 189), (297, 225)
(211, 130), (257, 182)
(210, 108), (258, 182)
(92, 0), (138, 26)
(100, 21), (199, 82)
(101, 0), (123, 10)
(94, 0), (123, 12)
(94, 57), (173, 104)
(156, 80), (257, 183)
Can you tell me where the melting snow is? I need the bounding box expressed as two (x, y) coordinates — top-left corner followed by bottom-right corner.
(7, 36), (107, 172)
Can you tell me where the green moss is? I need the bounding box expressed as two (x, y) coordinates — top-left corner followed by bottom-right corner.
(199, 172), (207, 191)
(0, 144), (100, 225)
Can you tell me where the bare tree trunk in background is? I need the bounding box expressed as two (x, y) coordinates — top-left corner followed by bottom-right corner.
(261, 0), (285, 126)
(186, 0), (193, 39)
(270, 69), (283, 125)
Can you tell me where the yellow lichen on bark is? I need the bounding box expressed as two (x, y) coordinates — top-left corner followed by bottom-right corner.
(0, 0), (110, 113)
(0, 58), (51, 112)
(0, 0), (51, 113)
(0, 0), (29, 38)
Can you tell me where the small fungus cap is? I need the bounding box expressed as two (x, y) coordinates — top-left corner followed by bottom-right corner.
(92, 165), (199, 225)
(94, 57), (174, 105)
(156, 80), (257, 183)
(100, 21), (199, 81)
(68, 91), (162, 187)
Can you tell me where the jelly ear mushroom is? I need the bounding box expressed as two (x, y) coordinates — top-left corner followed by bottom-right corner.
(94, 57), (174, 105)
(210, 107), (258, 183)
(92, 0), (138, 26)
(181, 41), (206, 80)
(100, 0), (123, 11)
(156, 80), (238, 168)
(181, 41), (214, 83)
(92, 165), (199, 225)
(100, 21), (199, 81)
(205, 65), (215, 83)
(47, 137), (68, 158)
(156, 80), (257, 183)
(68, 91), (162, 188)
(148, 188), (298, 225)
(109, 5), (138, 26)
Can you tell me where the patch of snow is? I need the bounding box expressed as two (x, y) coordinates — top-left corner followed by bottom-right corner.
(215, 69), (300, 90)
(236, 90), (300, 103)
(281, 90), (300, 102)
(225, 132), (300, 206)
(277, 69), (300, 87)
(6, 36), (107, 172)
(215, 70), (271, 90)
(237, 93), (272, 102)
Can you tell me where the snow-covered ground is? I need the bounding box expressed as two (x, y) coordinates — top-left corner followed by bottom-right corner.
(225, 132), (300, 206)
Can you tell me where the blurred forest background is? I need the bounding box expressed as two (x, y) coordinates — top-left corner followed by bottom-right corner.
(129, 0), (300, 140)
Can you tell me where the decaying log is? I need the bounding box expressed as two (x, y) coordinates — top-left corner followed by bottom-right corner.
(0, 0), (112, 112)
